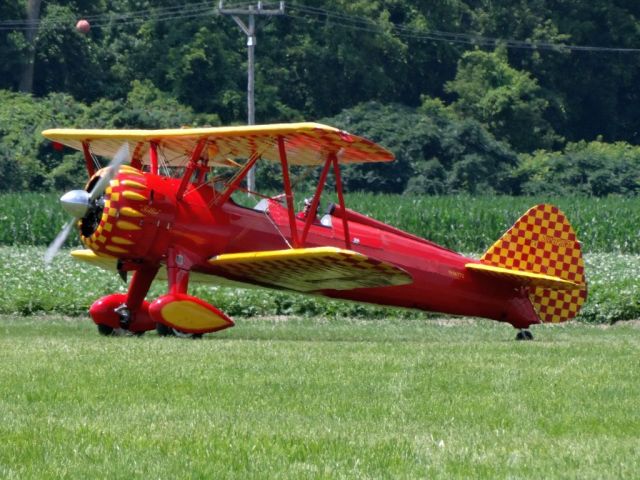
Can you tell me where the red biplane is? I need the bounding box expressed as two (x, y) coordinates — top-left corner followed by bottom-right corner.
(42, 123), (587, 340)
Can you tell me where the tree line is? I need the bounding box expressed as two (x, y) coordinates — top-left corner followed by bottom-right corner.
(1, 0), (639, 195)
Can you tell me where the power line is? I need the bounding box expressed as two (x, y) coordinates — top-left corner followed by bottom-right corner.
(1, 1), (639, 54)
(0, 2), (252, 31)
(287, 4), (640, 54)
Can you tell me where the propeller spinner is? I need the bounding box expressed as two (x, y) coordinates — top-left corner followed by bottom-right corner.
(44, 143), (130, 265)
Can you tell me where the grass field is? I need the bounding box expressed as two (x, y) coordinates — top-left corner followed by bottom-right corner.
(2, 246), (639, 323)
(1, 315), (639, 479)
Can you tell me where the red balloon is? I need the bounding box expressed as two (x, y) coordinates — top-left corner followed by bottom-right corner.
(76, 19), (90, 34)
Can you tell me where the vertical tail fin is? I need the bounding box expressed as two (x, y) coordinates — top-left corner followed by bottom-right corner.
(480, 204), (587, 323)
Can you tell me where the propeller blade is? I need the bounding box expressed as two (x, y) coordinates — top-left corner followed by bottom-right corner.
(89, 143), (130, 201)
(44, 219), (75, 265)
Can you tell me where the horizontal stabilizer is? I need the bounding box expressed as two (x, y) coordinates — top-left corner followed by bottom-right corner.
(208, 247), (413, 292)
(465, 263), (581, 290)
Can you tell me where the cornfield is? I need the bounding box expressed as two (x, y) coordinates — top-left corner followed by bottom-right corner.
(2, 192), (637, 253)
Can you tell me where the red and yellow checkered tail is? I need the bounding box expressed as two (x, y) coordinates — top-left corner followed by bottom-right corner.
(478, 204), (588, 323)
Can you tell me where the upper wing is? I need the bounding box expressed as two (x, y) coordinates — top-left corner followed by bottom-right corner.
(42, 122), (394, 167)
(208, 247), (413, 292)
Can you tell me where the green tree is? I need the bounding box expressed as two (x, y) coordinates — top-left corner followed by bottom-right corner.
(90, 79), (221, 129)
(0, 83), (221, 192)
(0, 2), (28, 91)
(518, 140), (640, 196)
(467, 0), (640, 144)
(31, 3), (108, 101)
(445, 47), (561, 152)
(324, 100), (518, 195)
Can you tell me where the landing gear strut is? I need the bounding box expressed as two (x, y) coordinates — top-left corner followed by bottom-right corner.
(515, 329), (534, 341)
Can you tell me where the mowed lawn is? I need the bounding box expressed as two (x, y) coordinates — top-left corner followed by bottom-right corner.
(0, 315), (639, 479)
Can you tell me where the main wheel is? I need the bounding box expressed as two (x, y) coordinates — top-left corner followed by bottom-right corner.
(97, 324), (137, 336)
(515, 330), (534, 341)
(97, 324), (114, 336)
(156, 322), (201, 338)
(156, 322), (174, 337)
(172, 329), (203, 339)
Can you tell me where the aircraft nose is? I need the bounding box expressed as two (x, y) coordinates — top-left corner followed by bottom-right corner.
(60, 189), (91, 218)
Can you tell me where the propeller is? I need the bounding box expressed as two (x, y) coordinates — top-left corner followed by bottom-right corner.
(44, 220), (75, 265)
(44, 143), (130, 265)
(89, 143), (130, 201)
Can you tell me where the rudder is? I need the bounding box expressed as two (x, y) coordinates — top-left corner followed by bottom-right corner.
(480, 204), (587, 323)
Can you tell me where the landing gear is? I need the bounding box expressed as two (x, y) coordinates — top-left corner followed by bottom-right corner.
(173, 329), (203, 339)
(96, 323), (143, 336)
(114, 303), (131, 328)
(89, 292), (154, 336)
(515, 329), (534, 341)
(156, 322), (173, 337)
(97, 324), (114, 336)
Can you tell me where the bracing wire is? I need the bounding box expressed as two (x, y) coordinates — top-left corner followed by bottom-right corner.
(0, 1), (253, 31)
(286, 4), (640, 54)
(1, 1), (638, 54)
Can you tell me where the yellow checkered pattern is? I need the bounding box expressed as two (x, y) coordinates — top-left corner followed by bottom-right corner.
(191, 128), (391, 166)
(481, 204), (587, 323)
(42, 123), (394, 167)
(209, 248), (412, 292)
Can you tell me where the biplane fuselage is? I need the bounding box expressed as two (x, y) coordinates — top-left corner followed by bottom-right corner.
(85, 171), (538, 328)
(43, 123), (587, 338)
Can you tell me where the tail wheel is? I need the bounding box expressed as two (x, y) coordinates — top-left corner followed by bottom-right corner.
(515, 330), (534, 341)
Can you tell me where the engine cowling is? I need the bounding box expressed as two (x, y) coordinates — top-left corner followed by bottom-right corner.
(79, 166), (173, 261)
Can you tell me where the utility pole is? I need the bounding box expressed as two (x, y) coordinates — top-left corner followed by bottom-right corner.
(19, 0), (42, 93)
(218, 1), (285, 194)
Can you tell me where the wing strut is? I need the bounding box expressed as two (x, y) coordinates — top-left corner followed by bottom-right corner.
(274, 141), (351, 250)
(278, 136), (301, 248)
(214, 150), (261, 206)
(130, 141), (146, 170)
(332, 153), (351, 249)
(81, 141), (96, 177)
(300, 155), (332, 246)
(177, 138), (207, 200)
(149, 141), (159, 174)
